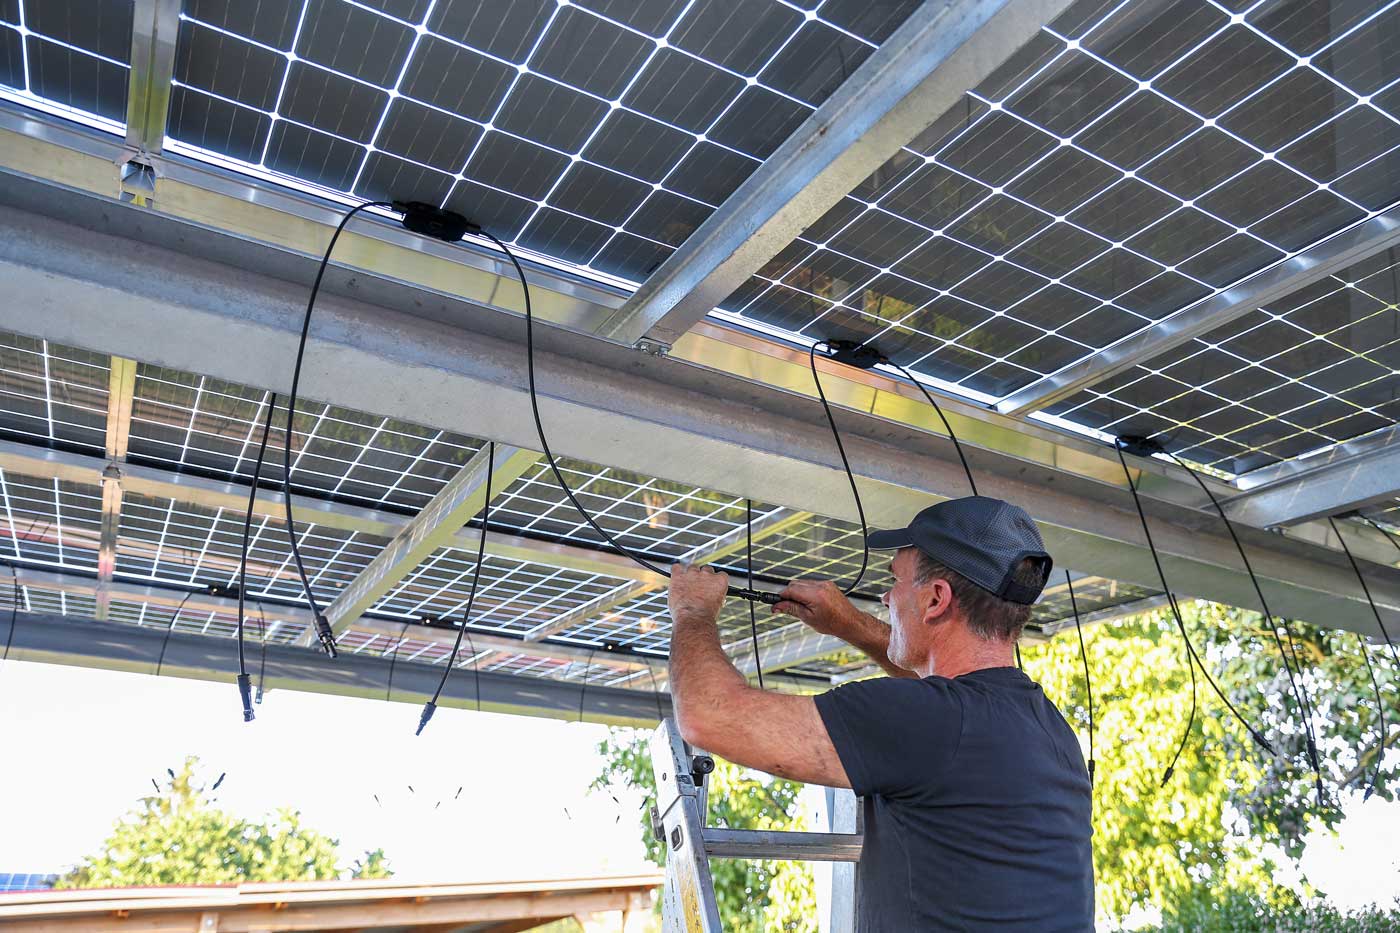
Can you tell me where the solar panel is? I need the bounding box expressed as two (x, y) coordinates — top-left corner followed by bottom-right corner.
(488, 456), (785, 560)
(1048, 244), (1400, 474)
(717, 0), (1400, 402)
(127, 365), (488, 511)
(0, 332), (109, 453)
(163, 0), (923, 283)
(0, 1), (133, 125)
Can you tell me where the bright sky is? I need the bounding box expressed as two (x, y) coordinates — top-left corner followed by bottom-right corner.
(0, 658), (1396, 913)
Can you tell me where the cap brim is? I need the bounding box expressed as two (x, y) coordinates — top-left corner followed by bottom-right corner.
(866, 527), (913, 550)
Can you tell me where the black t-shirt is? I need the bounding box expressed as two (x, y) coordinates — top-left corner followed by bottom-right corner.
(814, 666), (1093, 932)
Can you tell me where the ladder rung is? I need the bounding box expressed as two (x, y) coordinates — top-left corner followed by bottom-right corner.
(702, 828), (863, 862)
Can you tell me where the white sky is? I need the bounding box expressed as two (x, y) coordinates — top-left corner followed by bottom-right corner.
(0, 658), (1396, 911)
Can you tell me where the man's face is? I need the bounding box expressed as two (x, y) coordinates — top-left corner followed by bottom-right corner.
(882, 548), (933, 670)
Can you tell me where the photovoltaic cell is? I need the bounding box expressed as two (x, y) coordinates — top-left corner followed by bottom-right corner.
(126, 366), (488, 511)
(488, 457), (784, 560)
(1049, 245), (1400, 474)
(164, 0), (923, 284)
(718, 0), (1400, 402)
(0, 1), (133, 124)
(0, 331), (109, 453)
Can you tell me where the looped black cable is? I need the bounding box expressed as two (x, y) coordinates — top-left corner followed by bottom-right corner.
(1354, 628), (1386, 801)
(746, 499), (765, 690)
(1327, 515), (1398, 801)
(1066, 571), (1095, 788)
(807, 344), (870, 596)
(478, 230), (780, 605)
(154, 593), (196, 678)
(1331, 516), (1400, 670)
(1161, 451), (1318, 797)
(883, 359), (978, 497)
(237, 390), (279, 721)
(417, 440), (495, 735)
(280, 200), (394, 656)
(1112, 443), (1202, 786)
(385, 620), (410, 703)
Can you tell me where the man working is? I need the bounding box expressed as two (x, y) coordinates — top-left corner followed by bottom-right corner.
(667, 496), (1094, 931)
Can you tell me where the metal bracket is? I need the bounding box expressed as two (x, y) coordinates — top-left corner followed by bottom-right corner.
(634, 336), (671, 357)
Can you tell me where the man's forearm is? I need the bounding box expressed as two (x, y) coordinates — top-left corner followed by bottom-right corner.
(669, 609), (748, 744)
(844, 611), (918, 679)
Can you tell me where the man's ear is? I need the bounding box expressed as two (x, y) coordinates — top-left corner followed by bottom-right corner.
(920, 578), (956, 626)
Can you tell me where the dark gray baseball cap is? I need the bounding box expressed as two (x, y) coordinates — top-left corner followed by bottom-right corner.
(866, 496), (1052, 604)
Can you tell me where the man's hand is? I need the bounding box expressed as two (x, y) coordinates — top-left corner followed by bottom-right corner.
(773, 579), (863, 637)
(669, 562), (729, 623)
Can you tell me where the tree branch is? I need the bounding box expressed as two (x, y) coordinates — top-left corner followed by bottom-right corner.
(1341, 726), (1400, 788)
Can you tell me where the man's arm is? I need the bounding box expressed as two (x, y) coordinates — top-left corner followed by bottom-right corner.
(773, 580), (917, 679)
(668, 564), (850, 788)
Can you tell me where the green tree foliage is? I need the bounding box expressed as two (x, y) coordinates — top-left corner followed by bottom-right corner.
(1018, 601), (1397, 923)
(57, 756), (393, 888)
(593, 730), (817, 932)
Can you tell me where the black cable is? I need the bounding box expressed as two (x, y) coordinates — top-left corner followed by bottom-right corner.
(884, 360), (978, 497)
(385, 620), (411, 703)
(1014, 642), (1024, 671)
(1327, 515), (1400, 802)
(1067, 572), (1095, 787)
(1111, 443), (1207, 785)
(418, 440), (495, 735)
(154, 593), (195, 678)
(746, 499), (765, 690)
(282, 201), (393, 657)
(1161, 450), (1317, 795)
(1117, 445), (1278, 756)
(646, 660), (666, 723)
(1360, 514), (1400, 561)
(1330, 517), (1400, 670)
(2, 563), (18, 669)
(477, 230), (779, 606)
(578, 647), (599, 724)
(1355, 631), (1386, 801)
(807, 344), (870, 596)
(237, 391), (279, 721)
(255, 602), (268, 705)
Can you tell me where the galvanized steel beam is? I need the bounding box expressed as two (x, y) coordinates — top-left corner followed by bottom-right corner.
(595, 0), (1079, 349)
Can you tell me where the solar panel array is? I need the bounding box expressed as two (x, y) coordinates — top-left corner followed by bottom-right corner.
(720, 0), (1400, 414)
(2, 0), (1397, 695)
(0, 328), (1162, 692)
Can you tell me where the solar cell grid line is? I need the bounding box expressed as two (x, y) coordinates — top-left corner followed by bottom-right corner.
(257, 0), (314, 167)
(227, 388), (273, 481)
(164, 0), (906, 281)
(723, 0), (1400, 399)
(1066, 262), (1400, 471)
(0, 469), (19, 560)
(343, 0), (442, 195)
(1064, 252), (1400, 444)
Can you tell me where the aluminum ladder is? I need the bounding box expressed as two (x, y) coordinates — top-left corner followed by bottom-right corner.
(650, 718), (863, 932)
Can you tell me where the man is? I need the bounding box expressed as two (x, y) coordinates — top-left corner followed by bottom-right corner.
(667, 496), (1094, 931)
